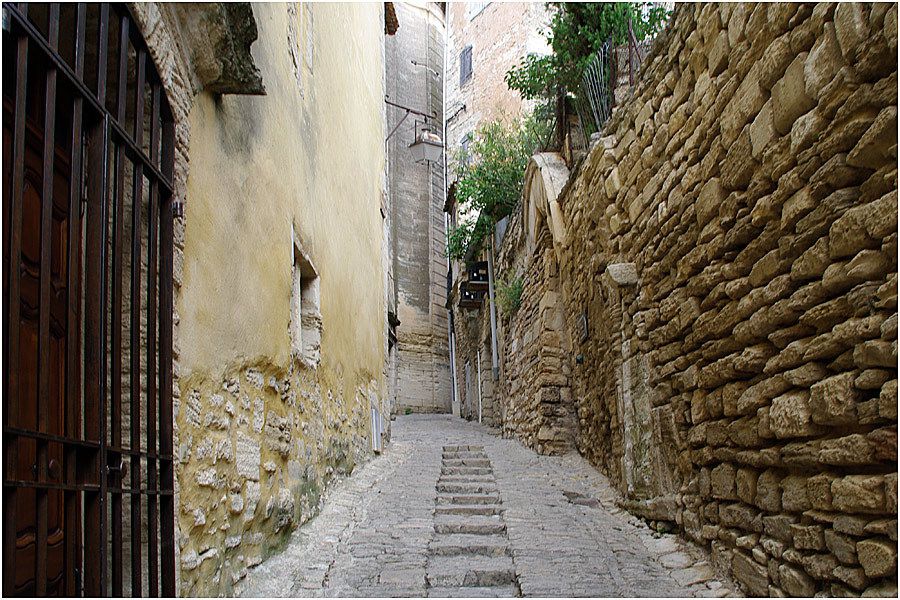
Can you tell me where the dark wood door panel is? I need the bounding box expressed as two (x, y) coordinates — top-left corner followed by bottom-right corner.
(4, 4), (176, 595)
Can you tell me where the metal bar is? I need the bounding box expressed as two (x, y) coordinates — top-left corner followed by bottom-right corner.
(4, 427), (101, 449)
(64, 5), (87, 593)
(129, 46), (146, 598)
(82, 114), (109, 598)
(5, 6), (175, 195)
(96, 3), (109, 100)
(146, 81), (161, 598)
(109, 13), (130, 597)
(2, 21), (29, 597)
(35, 6), (61, 594)
(159, 113), (176, 598)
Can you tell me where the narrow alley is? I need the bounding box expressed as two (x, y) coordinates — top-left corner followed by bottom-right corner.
(237, 415), (734, 598)
(2, 2), (897, 597)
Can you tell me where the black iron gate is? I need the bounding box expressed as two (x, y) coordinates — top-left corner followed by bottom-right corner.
(2, 3), (175, 595)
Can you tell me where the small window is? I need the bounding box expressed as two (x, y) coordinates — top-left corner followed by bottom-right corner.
(291, 239), (322, 368)
(461, 132), (472, 167)
(460, 45), (472, 86)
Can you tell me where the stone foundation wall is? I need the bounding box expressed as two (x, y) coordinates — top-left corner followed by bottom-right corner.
(493, 3), (898, 596)
(175, 362), (382, 596)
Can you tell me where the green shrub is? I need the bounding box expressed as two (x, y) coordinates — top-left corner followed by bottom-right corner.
(496, 276), (524, 316)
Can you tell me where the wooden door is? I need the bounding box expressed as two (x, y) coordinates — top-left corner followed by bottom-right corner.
(3, 3), (177, 596)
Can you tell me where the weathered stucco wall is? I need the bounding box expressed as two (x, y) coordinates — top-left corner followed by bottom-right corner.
(172, 3), (388, 595)
(495, 3), (898, 597)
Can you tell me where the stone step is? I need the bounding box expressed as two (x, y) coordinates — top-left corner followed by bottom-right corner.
(442, 452), (489, 460)
(429, 533), (510, 557)
(434, 515), (506, 535)
(434, 504), (503, 517)
(436, 482), (498, 495)
(436, 494), (501, 506)
(438, 469), (494, 479)
(442, 458), (491, 468)
(438, 475), (496, 484)
(442, 445), (485, 453)
(426, 585), (518, 597)
(426, 555), (516, 588)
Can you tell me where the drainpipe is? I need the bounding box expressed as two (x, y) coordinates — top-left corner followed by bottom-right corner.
(487, 242), (500, 380)
(476, 349), (483, 423)
(448, 305), (460, 416)
(442, 6), (460, 417)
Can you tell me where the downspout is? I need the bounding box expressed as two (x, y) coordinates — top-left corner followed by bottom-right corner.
(443, 6), (460, 416)
(487, 242), (500, 380)
(476, 349), (483, 424)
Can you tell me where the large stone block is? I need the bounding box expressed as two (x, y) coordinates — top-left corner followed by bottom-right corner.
(770, 390), (822, 438)
(804, 23), (846, 100)
(781, 474), (811, 512)
(857, 538), (898, 578)
(748, 100), (776, 159)
(832, 475), (886, 514)
(732, 549), (770, 596)
(809, 373), (860, 426)
(825, 529), (859, 565)
(711, 462), (738, 500)
(779, 563), (817, 596)
(790, 524), (826, 550)
(756, 469), (783, 512)
(771, 53), (815, 135)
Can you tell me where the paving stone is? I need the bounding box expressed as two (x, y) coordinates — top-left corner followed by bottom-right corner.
(428, 533), (510, 557)
(434, 515), (507, 535)
(426, 584), (518, 597)
(434, 504), (503, 517)
(426, 555), (517, 587)
(238, 415), (735, 598)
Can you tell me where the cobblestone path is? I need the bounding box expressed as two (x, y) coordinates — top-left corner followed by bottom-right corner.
(237, 415), (735, 597)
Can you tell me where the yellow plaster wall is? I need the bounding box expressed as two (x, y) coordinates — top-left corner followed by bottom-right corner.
(179, 2), (386, 384)
(174, 3), (388, 595)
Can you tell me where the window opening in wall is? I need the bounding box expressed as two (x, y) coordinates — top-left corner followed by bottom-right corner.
(461, 132), (472, 167)
(467, 2), (489, 20)
(459, 45), (472, 86)
(291, 240), (321, 368)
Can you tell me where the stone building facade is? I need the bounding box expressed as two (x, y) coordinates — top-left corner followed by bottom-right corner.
(444, 1), (549, 425)
(444, 1), (549, 169)
(385, 2), (452, 415)
(471, 3), (898, 597)
(130, 3), (393, 595)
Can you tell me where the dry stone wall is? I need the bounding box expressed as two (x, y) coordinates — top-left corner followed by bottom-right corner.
(494, 3), (898, 597)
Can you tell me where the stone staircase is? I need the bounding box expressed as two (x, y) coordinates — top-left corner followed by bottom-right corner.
(426, 446), (520, 598)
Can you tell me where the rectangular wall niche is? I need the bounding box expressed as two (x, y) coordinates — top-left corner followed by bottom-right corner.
(291, 239), (322, 368)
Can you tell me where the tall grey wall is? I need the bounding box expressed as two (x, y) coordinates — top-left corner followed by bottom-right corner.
(385, 2), (451, 414)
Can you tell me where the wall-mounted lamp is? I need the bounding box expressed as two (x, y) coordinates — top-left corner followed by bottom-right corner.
(409, 126), (443, 164)
(385, 97), (444, 165)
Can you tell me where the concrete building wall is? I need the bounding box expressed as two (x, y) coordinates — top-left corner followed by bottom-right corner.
(135, 3), (390, 595)
(385, 2), (452, 414)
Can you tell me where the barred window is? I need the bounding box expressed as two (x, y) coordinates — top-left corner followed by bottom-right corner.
(460, 45), (473, 86)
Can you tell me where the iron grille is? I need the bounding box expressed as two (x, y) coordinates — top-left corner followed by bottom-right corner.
(2, 3), (176, 596)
